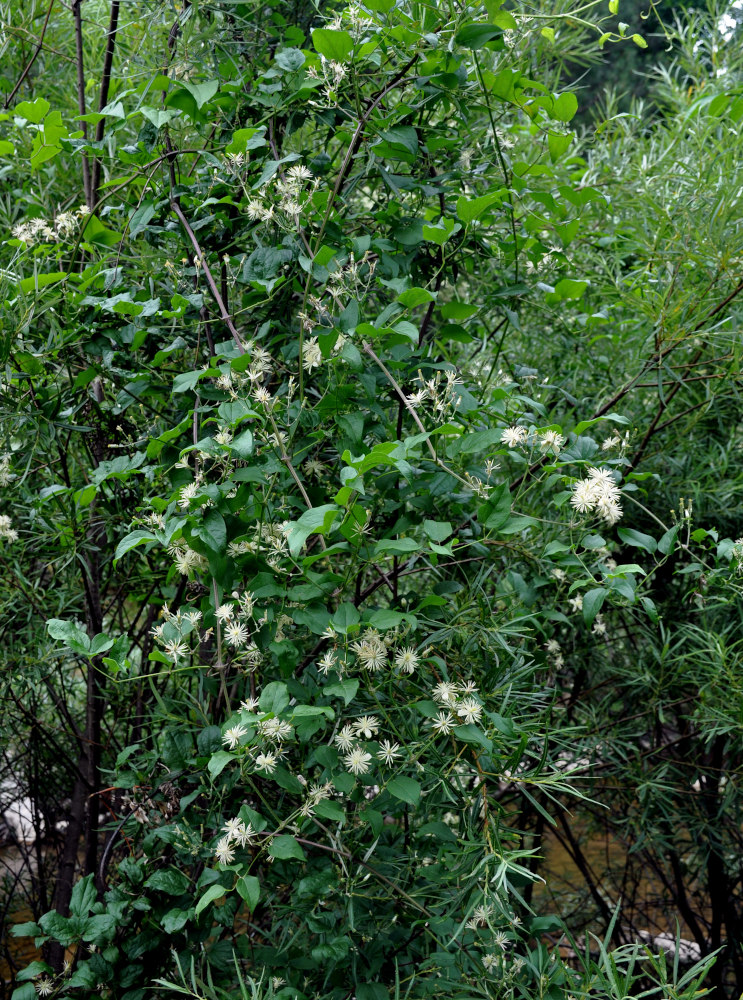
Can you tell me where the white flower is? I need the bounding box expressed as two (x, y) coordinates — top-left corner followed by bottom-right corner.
(500, 425), (527, 448)
(222, 724), (247, 749)
(318, 650), (336, 675)
(214, 836), (235, 865)
(302, 337), (322, 370)
(304, 458), (325, 477)
(344, 747), (372, 775)
(377, 740), (401, 765)
(539, 429), (565, 453)
(353, 638), (387, 671)
(587, 466), (617, 488)
(570, 479), (599, 514)
(281, 198), (302, 219)
(354, 715), (380, 739)
(255, 751), (278, 773)
(34, 977), (54, 997)
(224, 621), (249, 648)
(222, 816), (244, 839)
(492, 930), (509, 949)
(545, 638), (561, 654)
(430, 711), (456, 736)
(163, 639), (189, 661)
(233, 820), (255, 847)
(240, 696), (259, 713)
(287, 163), (313, 183)
(596, 494), (622, 524)
(432, 681), (458, 704)
(394, 646), (419, 673)
(457, 698), (483, 725)
(483, 953), (498, 971)
(334, 725), (356, 751)
(178, 482), (200, 509)
(568, 595), (583, 612)
(215, 603), (235, 621)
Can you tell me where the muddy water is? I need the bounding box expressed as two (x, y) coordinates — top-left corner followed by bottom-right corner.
(533, 821), (704, 947)
(1, 846), (44, 989)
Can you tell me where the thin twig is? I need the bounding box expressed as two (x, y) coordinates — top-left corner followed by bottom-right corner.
(170, 198), (246, 354)
(2, 0), (55, 109)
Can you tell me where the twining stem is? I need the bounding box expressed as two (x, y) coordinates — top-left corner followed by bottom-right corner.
(170, 198), (246, 354)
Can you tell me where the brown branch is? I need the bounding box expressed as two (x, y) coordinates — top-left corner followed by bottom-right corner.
(170, 198), (246, 354)
(72, 0), (92, 207)
(90, 0), (121, 204)
(2, 0), (56, 109)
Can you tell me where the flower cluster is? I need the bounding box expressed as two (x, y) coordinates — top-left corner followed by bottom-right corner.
(329, 626), (422, 676)
(167, 536), (209, 576)
(150, 603), (204, 661)
(0, 514), (18, 543)
(500, 425), (565, 453)
(307, 54), (348, 105)
(214, 816), (256, 865)
(429, 679), (483, 735)
(11, 205), (90, 246)
(0, 454), (14, 487)
(406, 368), (464, 417)
(569, 466), (623, 524)
(220, 695), (296, 776)
(333, 714), (402, 775)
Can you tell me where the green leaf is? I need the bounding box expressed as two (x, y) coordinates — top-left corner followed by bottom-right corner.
(387, 776), (421, 806)
(287, 505), (340, 557)
(582, 588), (608, 627)
(552, 92), (579, 122)
(455, 22), (503, 48)
(145, 869), (190, 895)
(236, 875), (260, 910)
(312, 28), (354, 62)
(173, 369), (204, 393)
(114, 529), (156, 562)
(324, 678), (359, 704)
(89, 634), (114, 656)
(456, 191), (503, 222)
(658, 525), (680, 555)
(373, 126), (418, 161)
(19, 272), (67, 295)
(47, 618), (90, 650)
(617, 527), (657, 554)
(161, 908), (190, 933)
(453, 725), (492, 751)
(10, 983), (37, 1000)
(180, 79), (219, 109)
(314, 799), (346, 822)
(208, 751), (235, 778)
(14, 97), (50, 123)
(331, 602), (360, 634)
(195, 883), (227, 915)
(397, 287), (435, 308)
(259, 681), (290, 715)
(129, 201), (155, 238)
(269, 835), (306, 860)
(548, 131), (572, 163)
(423, 520), (452, 542)
(554, 278), (588, 299)
(226, 127), (267, 155)
(70, 874), (96, 916)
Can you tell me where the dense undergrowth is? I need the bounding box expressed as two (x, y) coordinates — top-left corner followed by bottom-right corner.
(1, 1), (743, 998)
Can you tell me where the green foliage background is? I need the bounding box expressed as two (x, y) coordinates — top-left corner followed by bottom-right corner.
(0, 1), (742, 999)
